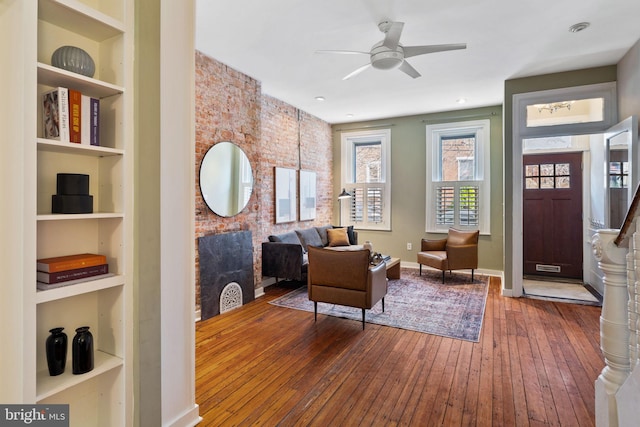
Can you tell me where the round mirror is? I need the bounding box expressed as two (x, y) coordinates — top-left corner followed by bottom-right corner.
(199, 142), (253, 217)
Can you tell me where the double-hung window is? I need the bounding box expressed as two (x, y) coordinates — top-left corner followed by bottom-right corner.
(341, 129), (391, 230)
(426, 119), (490, 234)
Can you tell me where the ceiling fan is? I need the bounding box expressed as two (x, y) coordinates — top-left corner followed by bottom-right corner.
(317, 20), (466, 80)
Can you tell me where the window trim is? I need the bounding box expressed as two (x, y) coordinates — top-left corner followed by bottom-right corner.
(426, 119), (490, 234)
(341, 129), (391, 230)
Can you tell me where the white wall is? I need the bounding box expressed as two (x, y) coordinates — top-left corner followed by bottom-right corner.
(619, 38), (640, 119)
(159, 1), (200, 425)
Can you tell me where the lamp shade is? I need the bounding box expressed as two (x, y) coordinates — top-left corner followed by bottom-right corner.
(338, 188), (351, 199)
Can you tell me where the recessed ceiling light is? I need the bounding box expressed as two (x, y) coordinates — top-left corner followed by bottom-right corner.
(456, 98), (467, 104)
(346, 113), (354, 118)
(569, 22), (590, 33)
(315, 96), (325, 102)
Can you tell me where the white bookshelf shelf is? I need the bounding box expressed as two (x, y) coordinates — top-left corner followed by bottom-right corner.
(36, 275), (124, 304)
(37, 212), (124, 221)
(38, 0), (125, 41)
(37, 63), (124, 99)
(37, 138), (124, 157)
(36, 350), (123, 401)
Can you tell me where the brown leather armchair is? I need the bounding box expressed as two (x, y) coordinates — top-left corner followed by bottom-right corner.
(417, 228), (479, 283)
(307, 246), (387, 329)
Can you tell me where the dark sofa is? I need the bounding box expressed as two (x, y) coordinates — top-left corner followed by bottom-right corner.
(262, 225), (359, 282)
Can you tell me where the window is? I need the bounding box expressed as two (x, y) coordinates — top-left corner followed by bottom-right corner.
(426, 119), (490, 233)
(341, 129), (391, 230)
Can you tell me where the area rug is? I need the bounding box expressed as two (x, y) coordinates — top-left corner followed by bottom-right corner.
(269, 268), (489, 342)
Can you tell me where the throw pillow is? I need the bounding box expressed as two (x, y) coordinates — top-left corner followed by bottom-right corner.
(327, 227), (350, 247)
(295, 228), (323, 252)
(333, 225), (356, 245)
(314, 225), (333, 246)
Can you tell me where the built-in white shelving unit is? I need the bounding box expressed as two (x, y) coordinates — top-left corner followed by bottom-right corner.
(26, 0), (134, 425)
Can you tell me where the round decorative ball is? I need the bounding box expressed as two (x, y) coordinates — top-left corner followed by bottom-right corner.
(51, 46), (95, 78)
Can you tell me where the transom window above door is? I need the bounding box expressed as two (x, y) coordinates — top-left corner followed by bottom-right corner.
(526, 98), (604, 128)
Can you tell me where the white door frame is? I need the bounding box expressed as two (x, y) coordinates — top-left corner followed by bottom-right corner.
(511, 82), (618, 297)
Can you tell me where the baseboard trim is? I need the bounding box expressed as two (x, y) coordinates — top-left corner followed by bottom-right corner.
(261, 276), (277, 287)
(401, 261), (503, 278)
(165, 403), (201, 427)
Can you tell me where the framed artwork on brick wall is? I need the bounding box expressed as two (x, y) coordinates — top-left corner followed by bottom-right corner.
(275, 167), (297, 223)
(299, 170), (316, 221)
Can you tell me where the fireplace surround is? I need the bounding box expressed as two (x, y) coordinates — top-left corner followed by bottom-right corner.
(198, 231), (254, 320)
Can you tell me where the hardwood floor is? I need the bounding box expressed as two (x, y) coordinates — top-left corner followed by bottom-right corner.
(196, 276), (604, 426)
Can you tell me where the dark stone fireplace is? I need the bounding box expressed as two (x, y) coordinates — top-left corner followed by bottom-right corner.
(198, 231), (254, 320)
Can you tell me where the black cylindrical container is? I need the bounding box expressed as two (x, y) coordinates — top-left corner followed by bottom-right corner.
(72, 326), (94, 374)
(46, 327), (67, 376)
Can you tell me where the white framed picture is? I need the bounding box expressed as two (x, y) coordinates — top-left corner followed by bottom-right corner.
(275, 167), (297, 223)
(299, 170), (316, 221)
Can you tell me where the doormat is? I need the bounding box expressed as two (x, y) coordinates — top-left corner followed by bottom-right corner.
(269, 268), (489, 342)
(524, 279), (602, 306)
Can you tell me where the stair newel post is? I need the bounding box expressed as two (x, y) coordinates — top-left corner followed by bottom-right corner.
(592, 229), (630, 427)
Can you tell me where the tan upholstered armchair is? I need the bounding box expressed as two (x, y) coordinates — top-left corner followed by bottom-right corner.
(307, 246), (387, 329)
(417, 228), (479, 283)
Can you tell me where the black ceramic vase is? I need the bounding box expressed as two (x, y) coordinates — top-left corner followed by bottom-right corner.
(45, 327), (67, 376)
(72, 326), (94, 374)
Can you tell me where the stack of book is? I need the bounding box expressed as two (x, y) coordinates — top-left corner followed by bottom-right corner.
(42, 87), (100, 146)
(37, 253), (111, 291)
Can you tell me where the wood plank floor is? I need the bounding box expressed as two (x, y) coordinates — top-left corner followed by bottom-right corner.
(196, 276), (604, 426)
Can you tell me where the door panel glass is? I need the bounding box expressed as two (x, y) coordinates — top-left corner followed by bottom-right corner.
(526, 177), (539, 189)
(524, 162), (571, 190)
(541, 177), (554, 189)
(556, 176), (570, 188)
(541, 164), (554, 176)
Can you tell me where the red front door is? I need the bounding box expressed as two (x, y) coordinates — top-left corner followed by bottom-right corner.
(523, 152), (583, 280)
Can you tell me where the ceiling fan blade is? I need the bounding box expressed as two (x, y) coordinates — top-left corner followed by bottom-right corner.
(403, 43), (467, 58)
(382, 21), (404, 49)
(343, 63), (371, 80)
(398, 60), (421, 79)
(316, 49), (369, 55)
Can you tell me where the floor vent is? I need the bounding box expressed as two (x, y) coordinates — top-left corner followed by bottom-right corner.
(536, 264), (561, 273)
(220, 282), (243, 314)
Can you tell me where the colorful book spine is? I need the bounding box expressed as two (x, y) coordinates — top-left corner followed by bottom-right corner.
(37, 263), (108, 284)
(37, 273), (114, 291)
(68, 89), (82, 143)
(81, 95), (100, 145)
(36, 253), (107, 273)
(90, 97), (100, 146)
(42, 87), (69, 143)
(81, 94), (90, 145)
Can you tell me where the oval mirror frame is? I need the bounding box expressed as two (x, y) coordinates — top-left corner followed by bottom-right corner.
(199, 142), (253, 217)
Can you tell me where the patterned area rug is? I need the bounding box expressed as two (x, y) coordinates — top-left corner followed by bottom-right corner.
(269, 268), (489, 342)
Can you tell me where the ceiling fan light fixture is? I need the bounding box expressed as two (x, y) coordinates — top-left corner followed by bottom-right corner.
(370, 44), (404, 70)
(319, 20), (466, 80)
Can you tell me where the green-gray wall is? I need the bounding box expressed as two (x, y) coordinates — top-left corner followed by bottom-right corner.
(332, 106), (504, 272)
(503, 66), (617, 291)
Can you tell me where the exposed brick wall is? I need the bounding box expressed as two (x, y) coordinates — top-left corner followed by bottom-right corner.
(195, 51), (333, 313)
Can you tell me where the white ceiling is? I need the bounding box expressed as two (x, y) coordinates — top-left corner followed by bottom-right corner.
(195, 0), (640, 124)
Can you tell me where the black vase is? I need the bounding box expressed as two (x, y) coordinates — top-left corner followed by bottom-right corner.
(72, 326), (94, 374)
(45, 327), (67, 376)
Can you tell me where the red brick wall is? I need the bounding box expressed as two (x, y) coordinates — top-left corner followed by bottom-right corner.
(195, 51), (333, 313)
